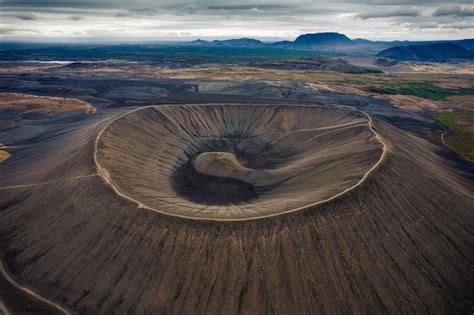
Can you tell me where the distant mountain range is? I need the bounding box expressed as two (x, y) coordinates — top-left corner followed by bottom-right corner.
(191, 38), (266, 48)
(2, 32), (472, 62)
(187, 32), (474, 60)
(377, 43), (474, 61)
(188, 32), (353, 48)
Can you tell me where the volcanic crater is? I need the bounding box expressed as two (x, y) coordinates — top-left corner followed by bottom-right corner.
(95, 104), (385, 220)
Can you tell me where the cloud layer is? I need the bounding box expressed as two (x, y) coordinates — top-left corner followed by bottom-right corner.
(433, 5), (474, 17)
(0, 0), (473, 41)
(355, 7), (420, 19)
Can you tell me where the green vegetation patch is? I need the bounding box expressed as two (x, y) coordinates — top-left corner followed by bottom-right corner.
(434, 111), (474, 161)
(340, 78), (366, 85)
(370, 81), (474, 101)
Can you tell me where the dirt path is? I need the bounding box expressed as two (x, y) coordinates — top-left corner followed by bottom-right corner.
(438, 122), (448, 146)
(0, 174), (97, 191)
(0, 259), (73, 315)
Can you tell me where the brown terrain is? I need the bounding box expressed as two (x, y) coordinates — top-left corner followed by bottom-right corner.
(0, 60), (473, 314)
(447, 95), (474, 110)
(0, 92), (96, 115)
(0, 101), (473, 314)
(373, 94), (447, 112)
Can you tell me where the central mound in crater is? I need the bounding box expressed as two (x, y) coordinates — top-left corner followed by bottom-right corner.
(95, 104), (384, 220)
(193, 152), (251, 181)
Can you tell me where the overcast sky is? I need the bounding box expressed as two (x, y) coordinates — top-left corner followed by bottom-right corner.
(1, 0), (473, 42)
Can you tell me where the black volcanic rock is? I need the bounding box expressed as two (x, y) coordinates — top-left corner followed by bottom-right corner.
(294, 32), (352, 46)
(377, 43), (473, 61)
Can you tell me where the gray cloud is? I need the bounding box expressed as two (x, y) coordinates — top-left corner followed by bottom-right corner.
(113, 7), (165, 17)
(0, 0), (473, 41)
(433, 5), (474, 17)
(68, 15), (83, 21)
(0, 0), (113, 9)
(355, 6), (421, 19)
(114, 12), (129, 17)
(129, 7), (159, 16)
(0, 27), (38, 34)
(416, 22), (439, 29)
(206, 4), (290, 10)
(1, 0), (473, 11)
(9, 12), (37, 20)
(441, 23), (474, 29)
(347, 0), (472, 4)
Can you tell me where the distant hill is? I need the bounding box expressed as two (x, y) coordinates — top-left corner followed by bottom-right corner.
(212, 38), (265, 47)
(293, 32), (352, 46)
(188, 39), (208, 45)
(187, 38), (265, 47)
(454, 39), (474, 50)
(377, 43), (473, 61)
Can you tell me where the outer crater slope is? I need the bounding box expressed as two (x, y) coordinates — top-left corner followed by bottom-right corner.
(95, 105), (384, 220)
(0, 103), (473, 313)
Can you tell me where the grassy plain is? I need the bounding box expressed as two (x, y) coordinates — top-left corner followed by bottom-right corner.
(434, 111), (474, 161)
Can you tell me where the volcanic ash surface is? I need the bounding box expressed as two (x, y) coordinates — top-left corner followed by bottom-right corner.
(95, 105), (384, 220)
